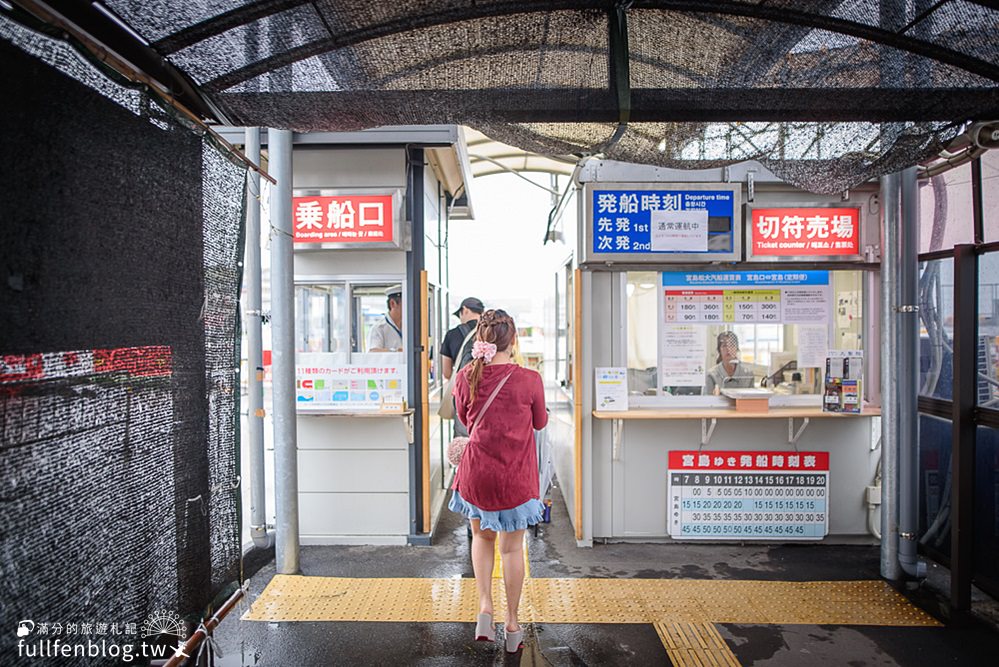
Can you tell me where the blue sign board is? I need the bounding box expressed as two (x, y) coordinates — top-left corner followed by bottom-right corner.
(591, 188), (736, 255)
(661, 270), (830, 287)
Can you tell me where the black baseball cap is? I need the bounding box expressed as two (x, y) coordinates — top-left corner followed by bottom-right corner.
(453, 297), (484, 316)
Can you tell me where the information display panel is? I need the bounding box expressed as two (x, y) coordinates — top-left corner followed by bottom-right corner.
(662, 271), (831, 325)
(581, 182), (741, 264)
(668, 450), (830, 540)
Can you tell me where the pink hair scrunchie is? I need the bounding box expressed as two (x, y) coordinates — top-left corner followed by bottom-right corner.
(471, 341), (497, 363)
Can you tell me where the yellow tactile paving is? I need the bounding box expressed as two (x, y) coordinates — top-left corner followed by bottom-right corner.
(655, 622), (740, 667)
(242, 575), (941, 628)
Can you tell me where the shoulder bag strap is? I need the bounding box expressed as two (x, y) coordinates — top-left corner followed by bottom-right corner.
(454, 326), (476, 369)
(469, 368), (516, 433)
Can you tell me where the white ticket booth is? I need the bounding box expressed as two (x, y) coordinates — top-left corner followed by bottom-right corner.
(286, 127), (473, 545)
(558, 160), (883, 546)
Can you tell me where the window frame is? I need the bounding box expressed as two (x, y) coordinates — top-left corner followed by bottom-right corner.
(624, 268), (872, 406)
(293, 275), (408, 363)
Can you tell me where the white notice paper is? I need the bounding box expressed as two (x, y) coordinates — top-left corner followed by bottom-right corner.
(651, 209), (709, 252)
(659, 325), (708, 387)
(781, 285), (831, 323)
(595, 367), (629, 411)
(797, 325), (829, 369)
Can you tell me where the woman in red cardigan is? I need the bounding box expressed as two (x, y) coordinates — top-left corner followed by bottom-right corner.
(449, 309), (548, 654)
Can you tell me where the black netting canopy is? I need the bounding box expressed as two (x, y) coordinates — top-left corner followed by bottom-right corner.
(19, 1), (999, 189)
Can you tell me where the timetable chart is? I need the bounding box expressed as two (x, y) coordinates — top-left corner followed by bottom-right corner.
(667, 450), (830, 541)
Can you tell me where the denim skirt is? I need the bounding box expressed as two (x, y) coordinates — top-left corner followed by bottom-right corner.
(448, 490), (544, 532)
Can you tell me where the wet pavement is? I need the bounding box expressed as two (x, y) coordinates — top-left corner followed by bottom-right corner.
(211, 483), (999, 666)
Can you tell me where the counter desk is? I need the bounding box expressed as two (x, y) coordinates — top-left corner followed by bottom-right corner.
(587, 405), (882, 542)
(293, 409), (415, 545)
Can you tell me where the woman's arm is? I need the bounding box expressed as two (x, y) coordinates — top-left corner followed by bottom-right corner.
(531, 371), (548, 430)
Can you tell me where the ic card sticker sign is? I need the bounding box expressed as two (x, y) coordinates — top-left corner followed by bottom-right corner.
(667, 450), (830, 540)
(595, 367), (629, 411)
(296, 353), (404, 410)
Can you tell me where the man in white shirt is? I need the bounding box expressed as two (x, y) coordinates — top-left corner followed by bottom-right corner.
(368, 284), (403, 351)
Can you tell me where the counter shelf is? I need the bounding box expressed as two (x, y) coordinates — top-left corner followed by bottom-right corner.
(592, 406), (880, 450)
(296, 408), (416, 444)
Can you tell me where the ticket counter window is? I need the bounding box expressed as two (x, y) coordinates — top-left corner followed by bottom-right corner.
(295, 283), (349, 355)
(295, 281), (405, 358)
(352, 284), (404, 353)
(626, 270), (865, 399)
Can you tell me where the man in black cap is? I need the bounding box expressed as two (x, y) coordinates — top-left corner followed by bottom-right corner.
(440, 297), (484, 435)
(441, 297), (484, 380)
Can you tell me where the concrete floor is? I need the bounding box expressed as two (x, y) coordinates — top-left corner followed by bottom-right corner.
(212, 484), (999, 666)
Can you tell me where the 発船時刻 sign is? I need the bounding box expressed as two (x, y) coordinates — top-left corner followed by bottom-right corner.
(582, 183), (741, 264)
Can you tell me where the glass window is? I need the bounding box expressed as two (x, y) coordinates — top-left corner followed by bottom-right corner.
(551, 268), (567, 388)
(294, 283), (348, 355)
(919, 164), (975, 253)
(980, 252), (999, 409)
(918, 257), (954, 400)
(626, 271), (659, 395)
(295, 281), (406, 358)
(974, 424), (999, 595)
(984, 151), (999, 243)
(352, 284), (402, 353)
(562, 263), (574, 389)
(428, 284), (439, 388)
(626, 270), (865, 398)
(917, 413), (952, 561)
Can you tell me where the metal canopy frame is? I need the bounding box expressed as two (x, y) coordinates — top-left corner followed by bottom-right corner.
(150, 1), (999, 91)
(8, 1), (999, 123)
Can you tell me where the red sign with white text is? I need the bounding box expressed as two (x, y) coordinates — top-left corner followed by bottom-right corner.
(293, 195), (394, 244)
(751, 207), (859, 256)
(668, 450), (829, 471)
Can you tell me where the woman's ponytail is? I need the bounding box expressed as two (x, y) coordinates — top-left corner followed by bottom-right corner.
(466, 309), (516, 403)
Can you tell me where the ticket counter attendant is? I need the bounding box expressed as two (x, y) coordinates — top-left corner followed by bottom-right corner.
(368, 284), (404, 352)
(704, 331), (754, 395)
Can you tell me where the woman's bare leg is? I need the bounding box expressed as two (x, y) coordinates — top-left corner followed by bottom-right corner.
(498, 529), (526, 631)
(470, 519), (496, 615)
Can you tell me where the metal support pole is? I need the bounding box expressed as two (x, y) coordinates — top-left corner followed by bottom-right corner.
(244, 128), (272, 549)
(898, 166), (926, 579)
(269, 128), (300, 573)
(880, 172), (901, 581)
(879, 4), (907, 585)
(406, 147), (428, 545)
